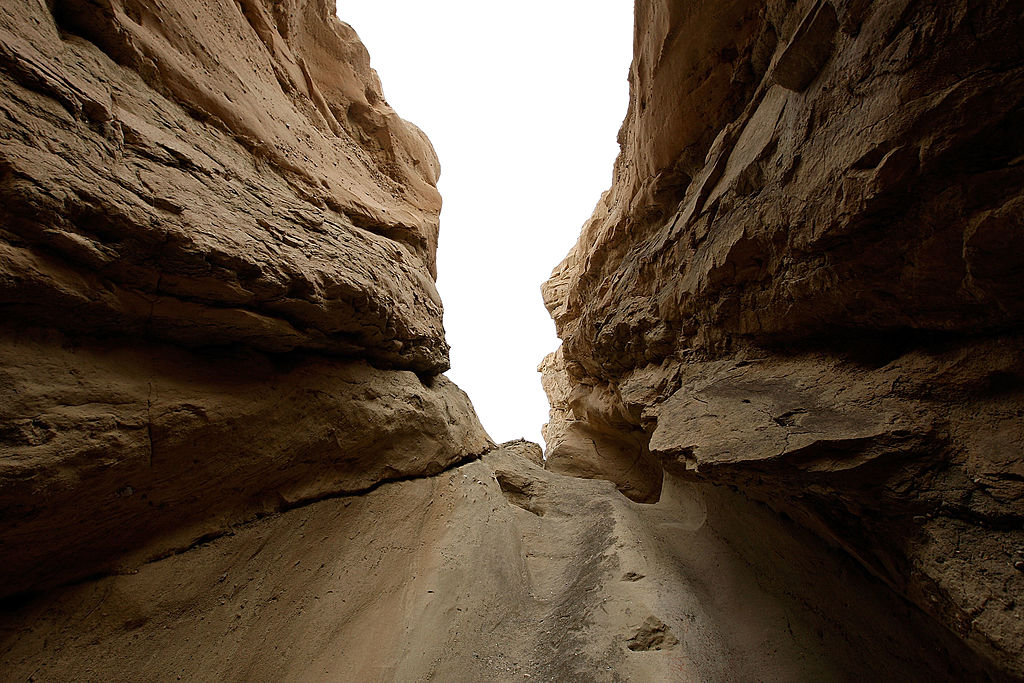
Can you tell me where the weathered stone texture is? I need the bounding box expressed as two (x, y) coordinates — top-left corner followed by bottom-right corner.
(0, 329), (488, 598)
(1, 0), (447, 371)
(543, 0), (1024, 677)
(0, 0), (490, 597)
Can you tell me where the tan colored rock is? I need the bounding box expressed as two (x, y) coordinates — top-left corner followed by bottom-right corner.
(1, 0), (447, 371)
(0, 444), (997, 680)
(498, 438), (545, 466)
(547, 1), (1024, 376)
(539, 347), (661, 502)
(0, 0), (491, 598)
(646, 342), (1024, 654)
(0, 327), (490, 598)
(544, 0), (1024, 677)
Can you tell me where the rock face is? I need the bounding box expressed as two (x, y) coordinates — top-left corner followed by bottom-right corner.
(2, 0), (447, 370)
(539, 346), (663, 503)
(0, 0), (489, 598)
(543, 0), (1024, 677)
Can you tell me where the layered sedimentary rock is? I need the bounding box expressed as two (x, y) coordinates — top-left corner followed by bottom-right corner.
(543, 0), (1024, 677)
(0, 0), (489, 598)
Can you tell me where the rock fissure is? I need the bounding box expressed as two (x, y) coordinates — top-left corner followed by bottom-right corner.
(1, 0), (1022, 680)
(99, 442), (498, 582)
(145, 379), (154, 468)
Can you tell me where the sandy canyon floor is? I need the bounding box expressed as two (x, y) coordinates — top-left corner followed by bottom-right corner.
(1, 443), (980, 682)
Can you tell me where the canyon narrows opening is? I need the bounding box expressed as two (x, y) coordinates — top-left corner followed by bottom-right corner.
(1, 1), (1022, 683)
(340, 0), (635, 447)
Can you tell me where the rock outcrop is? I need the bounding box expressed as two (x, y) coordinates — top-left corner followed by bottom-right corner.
(0, 0), (489, 598)
(543, 0), (1024, 677)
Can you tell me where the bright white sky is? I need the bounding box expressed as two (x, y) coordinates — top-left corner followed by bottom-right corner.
(339, 2), (633, 446)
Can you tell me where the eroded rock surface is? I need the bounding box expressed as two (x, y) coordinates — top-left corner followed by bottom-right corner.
(0, 329), (488, 598)
(1, 444), (994, 681)
(0, 0), (489, 598)
(1, 0), (448, 371)
(543, 0), (1024, 677)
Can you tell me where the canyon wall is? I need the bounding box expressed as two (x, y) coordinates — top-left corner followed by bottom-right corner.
(543, 0), (1024, 677)
(0, 0), (489, 598)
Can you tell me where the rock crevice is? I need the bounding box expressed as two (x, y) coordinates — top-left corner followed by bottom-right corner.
(1, 0), (1022, 679)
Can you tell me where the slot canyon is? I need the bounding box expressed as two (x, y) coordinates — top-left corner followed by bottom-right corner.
(1, 0), (1022, 680)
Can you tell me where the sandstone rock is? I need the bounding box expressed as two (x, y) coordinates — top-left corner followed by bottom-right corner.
(540, 346), (663, 503)
(498, 438), (545, 466)
(0, 443), (998, 680)
(625, 616), (678, 652)
(0, 0), (490, 598)
(0, 328), (489, 598)
(1, 0), (447, 372)
(543, 0), (1024, 677)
